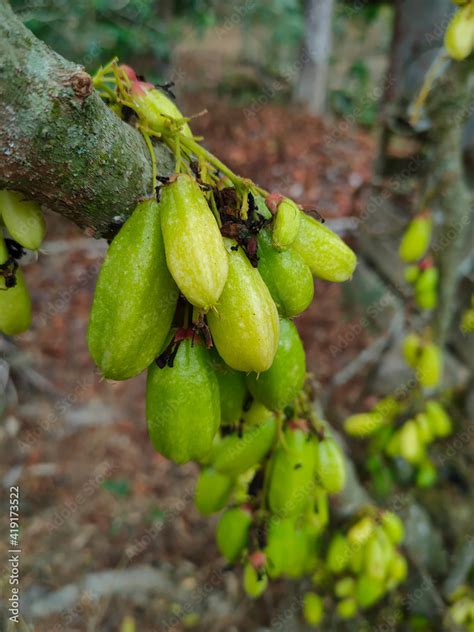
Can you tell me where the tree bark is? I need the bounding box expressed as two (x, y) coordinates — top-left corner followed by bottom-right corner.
(294, 0), (335, 115)
(0, 0), (174, 238)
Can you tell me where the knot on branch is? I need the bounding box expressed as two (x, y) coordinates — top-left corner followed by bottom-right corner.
(64, 70), (93, 103)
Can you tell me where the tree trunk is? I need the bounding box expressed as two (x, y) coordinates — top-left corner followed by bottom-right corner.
(0, 0), (174, 238)
(294, 0), (335, 115)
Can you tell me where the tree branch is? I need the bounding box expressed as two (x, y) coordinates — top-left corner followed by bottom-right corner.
(0, 0), (174, 237)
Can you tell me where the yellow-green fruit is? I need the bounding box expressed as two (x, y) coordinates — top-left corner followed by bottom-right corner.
(415, 289), (437, 310)
(461, 307), (474, 333)
(0, 190), (46, 250)
(303, 592), (324, 626)
(243, 563), (268, 598)
(267, 427), (316, 517)
(326, 532), (351, 574)
(416, 458), (437, 488)
(380, 511), (405, 545)
(417, 343), (442, 388)
(402, 333), (422, 368)
(415, 412), (434, 443)
(404, 265), (420, 284)
(415, 268), (438, 310)
(344, 412), (385, 437)
(129, 81), (192, 136)
(211, 416), (276, 476)
(194, 467), (233, 516)
(314, 437), (346, 494)
(364, 534), (388, 581)
(160, 174), (228, 309)
(211, 351), (247, 425)
(387, 552), (408, 588)
(0, 236), (32, 335)
(399, 420), (425, 464)
(265, 517), (295, 578)
(385, 431), (402, 458)
(337, 598), (358, 619)
(88, 199), (178, 380)
(246, 319), (306, 411)
(347, 516), (375, 546)
(425, 400), (452, 437)
(257, 228), (314, 318)
(398, 214), (432, 262)
(291, 212), (357, 282)
(445, 6), (474, 60)
(243, 400), (272, 426)
(207, 241), (279, 372)
(216, 507), (252, 562)
(272, 198), (301, 250)
(335, 577), (355, 598)
(146, 339), (220, 464)
(355, 574), (385, 608)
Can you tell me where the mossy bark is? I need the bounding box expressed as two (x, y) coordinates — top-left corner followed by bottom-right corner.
(0, 0), (174, 238)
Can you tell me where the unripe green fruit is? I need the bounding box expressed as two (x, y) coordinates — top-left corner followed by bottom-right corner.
(399, 420), (425, 464)
(415, 412), (434, 443)
(425, 400), (452, 437)
(211, 416), (276, 476)
(257, 229), (314, 318)
(337, 598), (358, 619)
(445, 6), (474, 60)
(415, 289), (437, 310)
(147, 339), (220, 464)
(326, 532), (351, 574)
(216, 507), (252, 562)
(344, 412), (385, 437)
(416, 458), (437, 488)
(402, 333), (421, 368)
(160, 174), (228, 309)
(335, 577), (355, 598)
(303, 592), (324, 626)
(0, 236), (32, 335)
(265, 517), (295, 578)
(291, 212), (357, 282)
(194, 467), (233, 516)
(314, 438), (346, 494)
(129, 81), (192, 136)
(404, 265), (420, 284)
(267, 427), (316, 517)
(242, 400), (272, 426)
(387, 552), (408, 588)
(88, 199), (178, 380)
(355, 574), (385, 608)
(417, 343), (442, 388)
(399, 214), (432, 262)
(207, 241), (279, 372)
(246, 319), (306, 411)
(347, 516), (375, 546)
(461, 307), (474, 333)
(0, 190), (46, 250)
(211, 351), (247, 425)
(243, 562), (268, 598)
(364, 533), (388, 581)
(380, 511), (405, 545)
(272, 198), (301, 250)
(415, 268), (438, 310)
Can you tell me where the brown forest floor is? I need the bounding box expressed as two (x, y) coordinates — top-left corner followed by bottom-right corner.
(0, 101), (377, 631)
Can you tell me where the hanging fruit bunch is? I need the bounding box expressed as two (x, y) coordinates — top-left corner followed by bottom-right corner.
(445, 0), (474, 61)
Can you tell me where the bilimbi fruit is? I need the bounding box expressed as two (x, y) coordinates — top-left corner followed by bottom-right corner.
(398, 212), (432, 263)
(445, 3), (474, 60)
(0, 234), (32, 335)
(211, 351), (247, 425)
(194, 467), (233, 516)
(314, 437), (346, 494)
(88, 199), (178, 380)
(415, 264), (438, 310)
(417, 342), (442, 388)
(216, 506), (252, 562)
(0, 190), (46, 250)
(271, 197), (301, 250)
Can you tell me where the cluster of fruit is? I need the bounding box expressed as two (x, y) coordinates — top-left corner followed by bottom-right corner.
(399, 211), (438, 311)
(0, 190), (46, 335)
(302, 510), (407, 624)
(445, 0), (474, 61)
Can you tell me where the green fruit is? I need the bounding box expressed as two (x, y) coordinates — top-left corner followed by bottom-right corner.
(211, 416), (276, 476)
(0, 236), (32, 335)
(303, 592), (324, 626)
(364, 534), (388, 581)
(265, 517), (308, 578)
(445, 5), (474, 60)
(415, 412), (434, 443)
(380, 511), (405, 545)
(246, 319), (306, 410)
(337, 598), (358, 619)
(415, 289), (437, 310)
(416, 458), (437, 488)
(387, 552), (408, 588)
(344, 412), (385, 437)
(194, 467), (233, 515)
(404, 265), (420, 284)
(216, 506), (252, 562)
(314, 438), (346, 494)
(272, 198), (301, 250)
(402, 333), (422, 368)
(160, 175), (228, 309)
(211, 351), (247, 425)
(207, 241), (279, 372)
(88, 199), (178, 380)
(417, 343), (442, 388)
(425, 400), (452, 437)
(399, 214), (432, 262)
(129, 81), (192, 136)
(326, 532), (351, 574)
(335, 577), (355, 598)
(347, 516), (375, 546)
(291, 212), (357, 282)
(257, 229), (314, 318)
(267, 427), (316, 517)
(399, 420), (425, 464)
(243, 562), (268, 598)
(242, 400), (272, 426)
(355, 574), (385, 608)
(146, 339), (220, 464)
(415, 268), (438, 310)
(0, 190), (46, 250)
